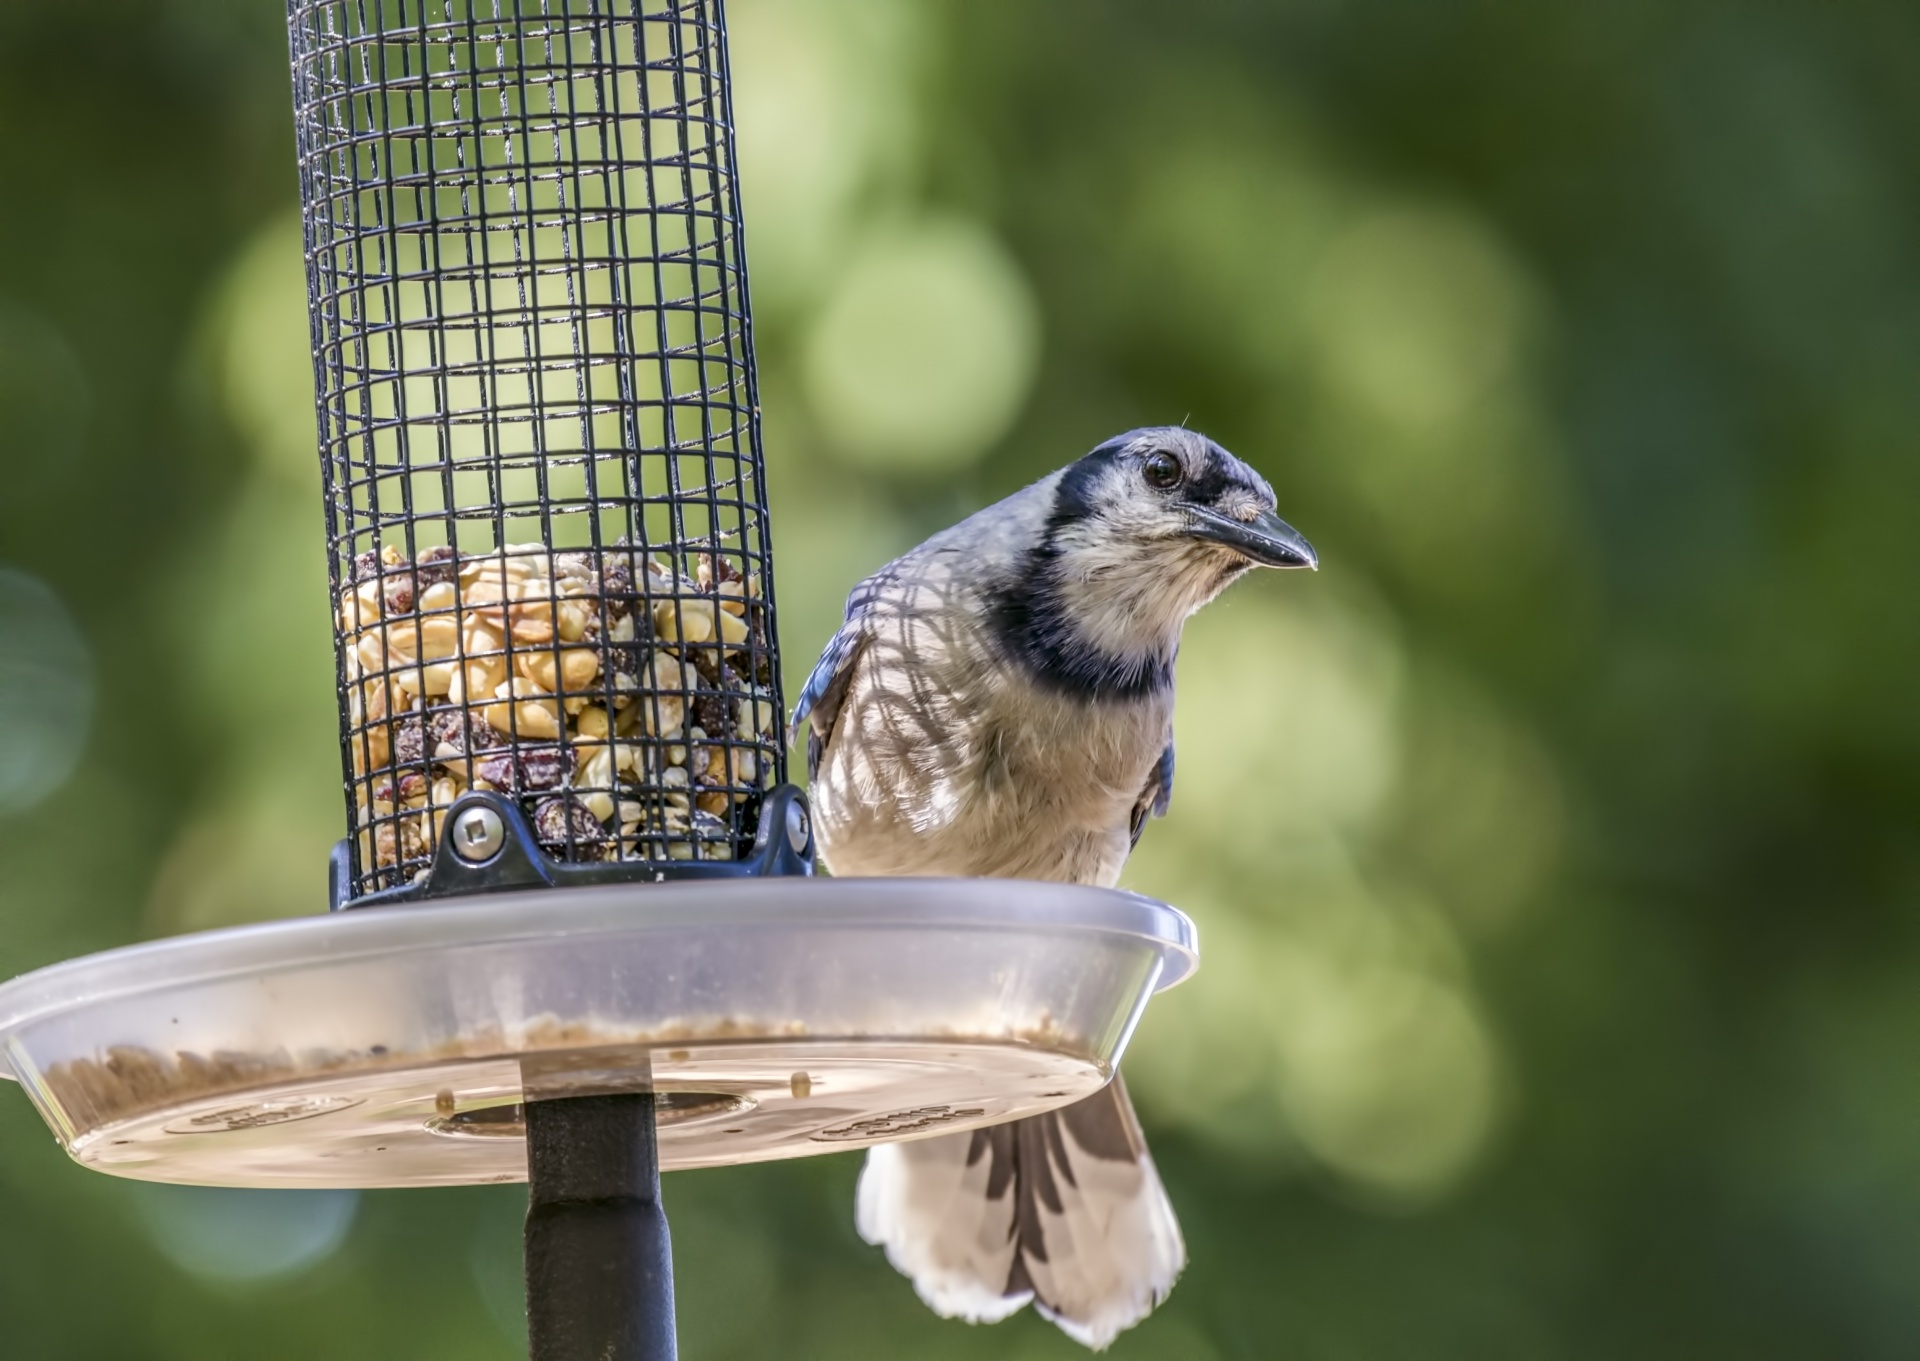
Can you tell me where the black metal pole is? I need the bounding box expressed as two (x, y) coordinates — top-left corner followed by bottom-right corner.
(524, 1093), (677, 1361)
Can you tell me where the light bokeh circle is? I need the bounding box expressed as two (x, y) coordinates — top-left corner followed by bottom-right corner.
(0, 568), (94, 814)
(135, 1186), (360, 1284)
(804, 214), (1041, 472)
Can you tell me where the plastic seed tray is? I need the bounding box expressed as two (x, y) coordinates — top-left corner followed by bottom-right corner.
(0, 878), (1196, 1189)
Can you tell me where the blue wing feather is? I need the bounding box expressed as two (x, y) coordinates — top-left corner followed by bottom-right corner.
(789, 575), (883, 783)
(1129, 741), (1175, 849)
(789, 625), (863, 738)
(792, 633), (868, 785)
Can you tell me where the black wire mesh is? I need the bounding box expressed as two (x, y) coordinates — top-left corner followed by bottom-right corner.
(286, 0), (782, 898)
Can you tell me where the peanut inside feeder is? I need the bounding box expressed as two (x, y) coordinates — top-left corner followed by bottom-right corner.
(342, 541), (779, 890)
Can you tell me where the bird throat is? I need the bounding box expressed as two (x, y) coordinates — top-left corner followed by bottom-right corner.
(989, 549), (1193, 703)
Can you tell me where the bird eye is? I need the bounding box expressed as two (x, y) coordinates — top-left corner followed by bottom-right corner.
(1142, 451), (1183, 490)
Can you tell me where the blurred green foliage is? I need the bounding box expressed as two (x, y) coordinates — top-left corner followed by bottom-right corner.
(3, 0), (1920, 1356)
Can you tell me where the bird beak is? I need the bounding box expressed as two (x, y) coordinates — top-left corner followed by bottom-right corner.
(1186, 506), (1318, 569)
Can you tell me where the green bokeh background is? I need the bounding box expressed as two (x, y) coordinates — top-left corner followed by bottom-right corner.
(3, 1), (1919, 1357)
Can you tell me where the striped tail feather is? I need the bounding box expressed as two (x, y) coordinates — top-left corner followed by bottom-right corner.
(855, 1075), (1185, 1350)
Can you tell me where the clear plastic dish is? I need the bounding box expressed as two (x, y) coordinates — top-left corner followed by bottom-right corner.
(0, 878), (1196, 1188)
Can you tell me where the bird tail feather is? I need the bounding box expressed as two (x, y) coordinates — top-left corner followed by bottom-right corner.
(854, 1074), (1185, 1351)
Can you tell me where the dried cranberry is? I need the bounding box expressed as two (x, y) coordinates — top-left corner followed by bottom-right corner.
(519, 744), (574, 790)
(414, 545), (457, 586)
(428, 708), (504, 755)
(683, 644), (725, 683)
(600, 553), (648, 624)
(383, 579), (416, 614)
(692, 668), (741, 736)
(476, 743), (575, 792)
(531, 796), (605, 854)
(393, 715), (426, 766)
(426, 709), (467, 752)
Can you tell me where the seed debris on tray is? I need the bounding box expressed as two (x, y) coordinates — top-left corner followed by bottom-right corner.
(339, 542), (779, 889)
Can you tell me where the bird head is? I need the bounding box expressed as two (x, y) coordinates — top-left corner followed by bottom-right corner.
(1029, 427), (1315, 659)
(1057, 426), (1315, 566)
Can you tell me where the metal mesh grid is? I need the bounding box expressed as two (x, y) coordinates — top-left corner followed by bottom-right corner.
(287, 0), (783, 897)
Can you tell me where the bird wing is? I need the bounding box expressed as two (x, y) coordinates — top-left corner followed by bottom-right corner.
(1128, 740), (1175, 849)
(789, 574), (884, 783)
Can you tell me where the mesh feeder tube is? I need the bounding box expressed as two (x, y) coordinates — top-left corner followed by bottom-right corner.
(288, 0), (794, 906)
(286, 1), (800, 1356)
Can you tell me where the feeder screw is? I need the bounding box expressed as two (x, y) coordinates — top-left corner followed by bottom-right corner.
(786, 800), (810, 855)
(451, 806), (505, 863)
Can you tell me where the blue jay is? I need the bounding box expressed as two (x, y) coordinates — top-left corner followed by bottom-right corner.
(792, 427), (1316, 1349)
